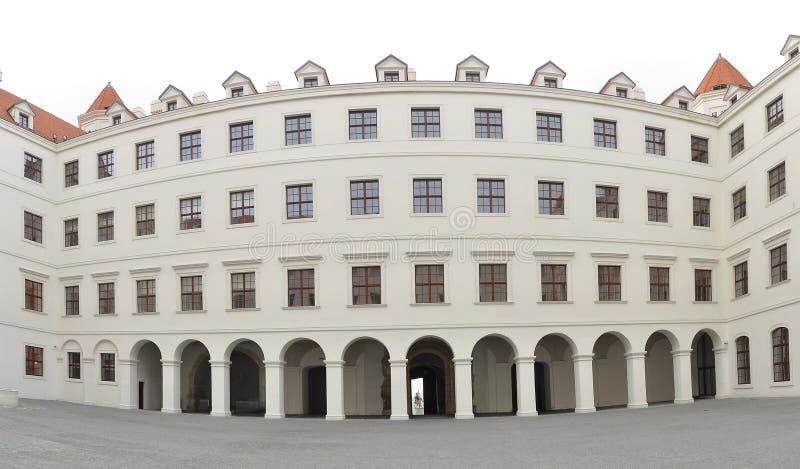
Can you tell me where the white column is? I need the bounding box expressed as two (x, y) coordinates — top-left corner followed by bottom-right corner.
(82, 358), (95, 405)
(55, 356), (65, 402)
(161, 360), (182, 414)
(514, 356), (537, 417)
(713, 346), (730, 399)
(209, 360), (231, 417)
(624, 352), (648, 409)
(389, 359), (409, 420)
(453, 358), (474, 419)
(572, 354), (596, 413)
(672, 349), (694, 404)
(324, 360), (345, 420)
(118, 359), (138, 410)
(263, 360), (285, 419)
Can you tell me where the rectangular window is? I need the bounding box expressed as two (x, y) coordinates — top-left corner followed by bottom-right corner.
(597, 265), (621, 302)
(286, 184), (313, 219)
(134, 279), (155, 314)
(230, 190), (255, 224)
(769, 163), (786, 202)
(647, 191), (668, 223)
(679, 100), (688, 110)
(730, 125), (744, 157)
(19, 113), (29, 128)
(181, 276), (203, 311)
(734, 261), (748, 297)
(465, 72), (480, 82)
(691, 136), (709, 164)
(65, 285), (79, 316)
(732, 187), (746, 222)
(384, 72), (399, 82)
(180, 131), (201, 161)
(593, 119), (617, 148)
(538, 181), (564, 215)
(474, 110), (503, 139)
(412, 178), (443, 214)
(767, 96), (784, 131)
(692, 197), (711, 227)
(64, 160), (79, 187)
(97, 151), (114, 179)
(97, 211), (114, 242)
(179, 197), (202, 230)
(304, 77), (318, 88)
(541, 264), (567, 302)
(694, 269), (712, 302)
(111, 115), (121, 126)
(616, 87), (628, 98)
(135, 204), (155, 236)
(24, 211), (43, 243)
(231, 272), (256, 309)
(68, 351), (81, 380)
(64, 218), (79, 247)
(479, 264), (507, 302)
(25, 279), (43, 312)
(229, 122), (254, 153)
(166, 101), (177, 111)
(544, 78), (558, 88)
(100, 353), (115, 382)
(136, 141), (155, 170)
(736, 337), (750, 385)
(285, 115), (312, 145)
(98, 282), (115, 315)
(349, 110), (377, 140)
(350, 180), (379, 215)
(645, 127), (666, 156)
(415, 265), (445, 303)
(648, 267), (670, 301)
(772, 328), (790, 382)
(231, 87), (244, 98)
(352, 266), (381, 305)
(25, 345), (43, 377)
(791, 48), (800, 59)
(770, 244), (788, 285)
(24, 153), (42, 183)
(595, 186), (619, 219)
(477, 178), (505, 214)
(536, 113), (562, 143)
(411, 108), (441, 138)
(287, 269), (315, 307)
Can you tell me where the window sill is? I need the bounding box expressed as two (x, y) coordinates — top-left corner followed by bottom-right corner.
(593, 217), (623, 223)
(95, 240), (116, 246)
(135, 166), (157, 173)
(61, 314), (82, 318)
(733, 384), (753, 390)
(688, 160), (711, 167)
(227, 149), (258, 157)
(767, 278), (791, 290)
(283, 217), (317, 224)
(132, 312), (160, 316)
(282, 143), (313, 150)
(347, 138), (380, 143)
(65, 378), (83, 384)
(23, 375), (46, 381)
(410, 212), (446, 218)
(176, 310), (207, 314)
(691, 225), (712, 231)
(731, 293), (751, 302)
(178, 157), (202, 165)
(346, 304), (388, 309)
(94, 313), (118, 317)
(62, 245), (81, 251)
(534, 139), (564, 145)
(282, 306), (320, 310)
(731, 216), (749, 227)
(98, 381), (118, 387)
(770, 381), (793, 388)
(535, 214), (567, 220)
(645, 221), (672, 227)
(177, 228), (205, 235)
(766, 193), (788, 207)
(21, 308), (47, 315)
(133, 234), (158, 240)
(409, 302), (450, 307)
(536, 300), (573, 305)
(646, 300), (676, 304)
(476, 301), (515, 305)
(346, 214), (384, 220)
(767, 121), (786, 134)
(226, 222), (259, 230)
(594, 300), (627, 304)
(593, 145), (619, 152)
(692, 301), (717, 304)
(225, 308), (261, 312)
(22, 238), (45, 248)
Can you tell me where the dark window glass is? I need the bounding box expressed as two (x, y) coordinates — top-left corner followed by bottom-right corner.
(286, 184), (313, 219)
(770, 244), (788, 285)
(304, 77), (318, 88)
(479, 264), (507, 302)
(97, 211), (114, 242)
(732, 187), (747, 222)
(230, 190), (255, 224)
(415, 265), (445, 303)
(679, 100), (688, 110)
(64, 160), (79, 187)
(465, 72), (480, 82)
(477, 179), (505, 214)
(181, 276), (203, 311)
(352, 266), (381, 305)
(350, 180), (379, 215)
(68, 351), (81, 379)
(647, 191), (668, 223)
(285, 115), (312, 145)
(136, 141), (155, 170)
(111, 115), (121, 125)
(593, 119), (617, 148)
(231, 272), (256, 309)
(179, 197), (202, 230)
(230, 122), (254, 152)
(135, 204), (155, 236)
(287, 269), (315, 307)
(544, 78), (557, 88)
(19, 113), (29, 128)
(231, 87), (244, 98)
(64, 218), (79, 247)
(772, 328), (790, 382)
(691, 136), (709, 164)
(474, 110), (502, 139)
(736, 337), (750, 385)
(24, 211), (43, 243)
(97, 151), (114, 179)
(384, 72), (400, 82)
(645, 127), (666, 156)
(734, 262), (748, 297)
(595, 186), (619, 219)
(65, 285), (79, 316)
(616, 88), (628, 98)
(768, 163), (786, 202)
(136, 279), (156, 313)
(694, 269), (712, 302)
(538, 181), (564, 215)
(100, 353), (116, 382)
(730, 125), (744, 157)
(166, 101), (177, 111)
(411, 108), (440, 138)
(767, 96), (784, 131)
(98, 282), (115, 315)
(349, 110), (377, 140)
(412, 179), (442, 214)
(180, 131), (201, 161)
(649, 267), (670, 301)
(693, 197), (711, 227)
(536, 113), (562, 142)
(598, 265), (621, 301)
(541, 264), (567, 301)
(25, 345), (43, 377)
(25, 279), (43, 312)
(24, 153), (42, 182)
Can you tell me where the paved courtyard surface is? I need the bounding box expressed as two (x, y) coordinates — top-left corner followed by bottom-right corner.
(1, 398), (799, 468)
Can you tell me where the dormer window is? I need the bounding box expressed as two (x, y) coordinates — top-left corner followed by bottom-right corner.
(384, 72), (400, 82)
(730, 95), (738, 104)
(465, 72), (480, 82)
(231, 87), (244, 98)
(679, 100), (688, 110)
(304, 77), (318, 88)
(19, 113), (29, 128)
(111, 115), (121, 126)
(615, 88), (628, 98)
(166, 101), (177, 111)
(712, 84), (728, 91)
(791, 48), (799, 59)
(544, 78), (558, 88)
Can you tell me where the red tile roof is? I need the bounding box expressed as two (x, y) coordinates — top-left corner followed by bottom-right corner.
(0, 88), (84, 141)
(86, 83), (126, 113)
(694, 55), (752, 95)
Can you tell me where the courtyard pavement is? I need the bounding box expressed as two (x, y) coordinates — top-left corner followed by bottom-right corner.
(1, 397), (798, 468)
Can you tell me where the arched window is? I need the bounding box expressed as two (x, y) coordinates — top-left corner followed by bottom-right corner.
(772, 328), (790, 382)
(735, 336), (750, 385)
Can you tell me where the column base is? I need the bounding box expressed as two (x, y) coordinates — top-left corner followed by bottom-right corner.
(454, 413), (474, 420)
(209, 410), (232, 417)
(325, 415), (345, 421)
(264, 413), (285, 419)
(674, 398), (694, 405)
(390, 414), (409, 421)
(575, 407), (596, 414)
(715, 394), (730, 400)
(119, 404), (137, 410)
(161, 408), (182, 414)
(516, 410), (538, 417)
(626, 403), (648, 409)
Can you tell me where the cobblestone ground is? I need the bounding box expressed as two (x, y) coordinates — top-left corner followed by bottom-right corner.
(1, 397), (799, 468)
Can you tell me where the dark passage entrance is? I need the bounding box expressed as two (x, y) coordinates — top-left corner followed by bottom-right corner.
(138, 382), (144, 410)
(230, 350), (262, 415)
(511, 364), (518, 414)
(695, 333), (716, 398)
(307, 366), (327, 416)
(406, 338), (455, 417)
(409, 355), (446, 415)
(534, 362), (548, 412)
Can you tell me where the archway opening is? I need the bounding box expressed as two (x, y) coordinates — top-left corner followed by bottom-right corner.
(534, 335), (576, 412)
(407, 338), (454, 417)
(471, 336), (516, 416)
(592, 333), (628, 409)
(645, 332), (675, 404)
(134, 341), (163, 411)
(229, 340), (265, 416)
(283, 339), (326, 417)
(180, 341), (211, 413)
(343, 338), (390, 418)
(691, 332), (716, 399)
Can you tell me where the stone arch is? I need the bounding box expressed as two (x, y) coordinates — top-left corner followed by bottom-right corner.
(60, 339), (83, 354)
(769, 325), (791, 383)
(92, 339), (118, 355)
(177, 340), (212, 413)
(592, 332), (630, 408)
(342, 337), (391, 417)
(226, 339), (265, 415)
(471, 334), (517, 415)
(129, 339), (163, 361)
(534, 333), (577, 412)
(645, 331), (676, 404)
(406, 336), (455, 416)
(283, 339), (327, 417)
(129, 340), (163, 411)
(690, 329), (722, 399)
(280, 337), (328, 362)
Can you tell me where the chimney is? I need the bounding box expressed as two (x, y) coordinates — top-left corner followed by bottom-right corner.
(150, 100), (163, 114)
(192, 92), (209, 105)
(131, 107), (146, 118)
(633, 87), (646, 101)
(267, 81), (281, 92)
(407, 68), (416, 81)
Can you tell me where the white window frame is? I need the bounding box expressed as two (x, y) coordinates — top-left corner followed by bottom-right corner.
(643, 255), (676, 304)
(592, 182), (623, 223)
(95, 207), (116, 246)
(226, 185), (258, 229)
(472, 250), (515, 305)
(409, 174), (446, 218)
(475, 174), (510, 217)
(223, 259), (263, 312)
(23, 343), (46, 380)
(59, 274), (83, 318)
(763, 229), (791, 289)
(91, 271), (119, 317)
(689, 257), (719, 304)
(280, 256), (322, 309)
(20, 267), (49, 315)
(344, 252), (389, 308)
(536, 177), (568, 219)
(533, 250), (575, 304)
(644, 187), (671, 226)
(129, 267), (162, 315)
(282, 179), (317, 223)
(346, 176), (383, 219)
(590, 252), (629, 303)
(132, 200), (157, 239)
(406, 250), (452, 306)
(726, 248), (751, 301)
(172, 263), (209, 314)
(176, 192), (204, 234)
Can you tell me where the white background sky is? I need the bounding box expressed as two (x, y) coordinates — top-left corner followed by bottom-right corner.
(1, 0), (798, 123)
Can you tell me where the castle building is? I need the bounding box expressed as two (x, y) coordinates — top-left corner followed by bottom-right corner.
(1, 36), (798, 419)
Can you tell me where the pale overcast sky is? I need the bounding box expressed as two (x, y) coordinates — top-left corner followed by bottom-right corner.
(2, 0), (797, 123)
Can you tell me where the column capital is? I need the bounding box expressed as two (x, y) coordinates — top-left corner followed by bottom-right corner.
(119, 359), (139, 366)
(209, 360), (231, 367)
(388, 359), (408, 366)
(263, 360), (286, 368)
(624, 351), (647, 360)
(452, 357), (472, 365)
(323, 360), (345, 367)
(713, 346), (728, 354)
(670, 349), (692, 357)
(514, 356), (536, 364)
(571, 353), (594, 362)
(161, 359), (182, 367)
